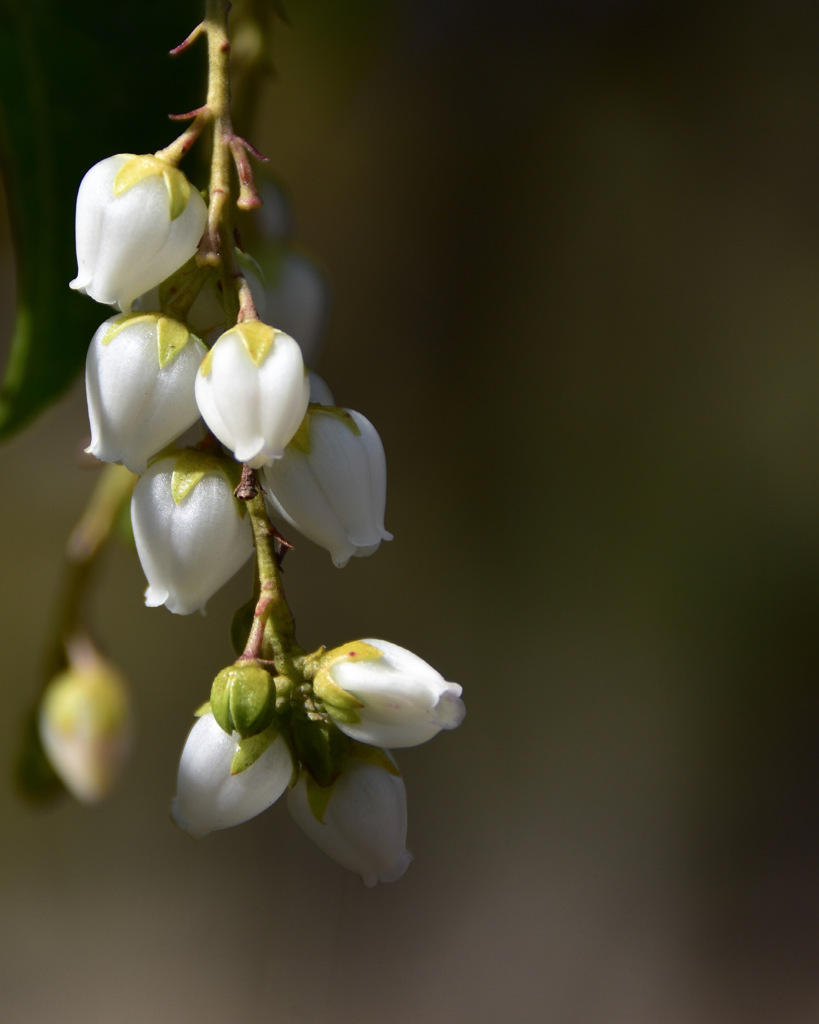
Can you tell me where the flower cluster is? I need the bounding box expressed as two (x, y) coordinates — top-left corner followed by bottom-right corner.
(74, 154), (393, 610)
(172, 640), (464, 886)
(62, 9), (464, 885)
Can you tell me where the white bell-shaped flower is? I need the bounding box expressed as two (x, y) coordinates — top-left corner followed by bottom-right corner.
(70, 153), (207, 312)
(194, 321), (309, 468)
(287, 752), (411, 887)
(314, 639), (465, 748)
(38, 636), (132, 805)
(131, 450), (254, 614)
(261, 406), (392, 567)
(85, 312), (207, 474)
(171, 713), (292, 838)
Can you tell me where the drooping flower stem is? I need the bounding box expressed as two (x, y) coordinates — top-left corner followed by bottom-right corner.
(236, 465), (300, 697)
(45, 464), (136, 680)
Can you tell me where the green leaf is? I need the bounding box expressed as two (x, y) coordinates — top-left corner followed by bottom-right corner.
(0, 0), (204, 439)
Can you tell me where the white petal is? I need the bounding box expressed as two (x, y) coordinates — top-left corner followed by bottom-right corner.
(171, 714), (291, 838)
(131, 456), (254, 614)
(287, 757), (411, 886)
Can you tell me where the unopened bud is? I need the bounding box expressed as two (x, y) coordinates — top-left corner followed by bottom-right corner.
(38, 639), (132, 804)
(210, 662), (277, 738)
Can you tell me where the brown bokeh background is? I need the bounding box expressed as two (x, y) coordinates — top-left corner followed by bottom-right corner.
(4, 2), (819, 1021)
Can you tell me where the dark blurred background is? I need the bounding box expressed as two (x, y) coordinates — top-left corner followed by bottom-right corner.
(4, 1), (819, 1021)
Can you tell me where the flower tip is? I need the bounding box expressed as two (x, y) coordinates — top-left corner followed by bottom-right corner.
(144, 584), (170, 609)
(368, 849), (412, 886)
(170, 798), (210, 839)
(435, 690), (466, 730)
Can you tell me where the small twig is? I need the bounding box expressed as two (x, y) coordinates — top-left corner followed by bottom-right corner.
(235, 275), (259, 322)
(168, 106), (208, 121)
(170, 21), (205, 56)
(155, 109), (213, 166)
(230, 137), (264, 210)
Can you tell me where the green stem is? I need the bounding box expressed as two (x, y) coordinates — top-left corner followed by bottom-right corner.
(44, 464), (136, 681)
(236, 467), (301, 695)
(199, 0), (234, 269)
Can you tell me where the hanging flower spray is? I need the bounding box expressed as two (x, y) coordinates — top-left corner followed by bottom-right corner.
(34, 0), (464, 886)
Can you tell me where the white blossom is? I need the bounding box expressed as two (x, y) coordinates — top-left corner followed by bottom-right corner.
(131, 451), (253, 614)
(194, 321), (309, 468)
(70, 154), (207, 312)
(287, 754), (411, 887)
(262, 407), (392, 567)
(314, 639), (465, 748)
(171, 713), (292, 838)
(85, 313), (206, 474)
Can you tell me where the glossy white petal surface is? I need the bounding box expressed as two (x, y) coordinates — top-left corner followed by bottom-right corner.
(287, 756), (411, 887)
(71, 154), (207, 312)
(131, 455), (253, 615)
(195, 325), (309, 468)
(262, 408), (392, 567)
(324, 638), (465, 748)
(171, 714), (292, 838)
(85, 314), (206, 474)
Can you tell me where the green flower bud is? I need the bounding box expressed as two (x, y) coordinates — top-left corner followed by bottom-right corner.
(210, 662), (277, 738)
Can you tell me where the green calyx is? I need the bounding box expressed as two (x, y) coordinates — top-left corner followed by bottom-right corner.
(113, 155), (192, 221)
(101, 313), (199, 368)
(301, 743), (401, 825)
(312, 640), (382, 712)
(291, 711), (351, 790)
(211, 661), (278, 739)
(287, 405), (361, 457)
(199, 321), (277, 377)
(230, 723), (279, 776)
(169, 449), (242, 509)
(305, 773), (334, 824)
(349, 742), (402, 777)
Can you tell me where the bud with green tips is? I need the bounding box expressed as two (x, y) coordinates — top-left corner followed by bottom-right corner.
(38, 636), (132, 804)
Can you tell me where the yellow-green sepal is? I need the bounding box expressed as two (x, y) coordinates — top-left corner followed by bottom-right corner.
(286, 405), (362, 457)
(349, 742), (401, 777)
(113, 154), (192, 221)
(305, 773), (334, 824)
(230, 722), (279, 776)
(99, 312), (199, 369)
(168, 449), (243, 513)
(312, 640), (382, 710)
(199, 320), (278, 377)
